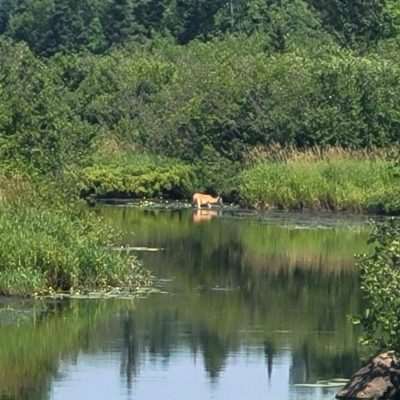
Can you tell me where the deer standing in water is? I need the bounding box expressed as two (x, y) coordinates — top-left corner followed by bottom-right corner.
(192, 193), (223, 209)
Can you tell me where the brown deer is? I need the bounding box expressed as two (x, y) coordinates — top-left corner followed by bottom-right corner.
(192, 193), (223, 209)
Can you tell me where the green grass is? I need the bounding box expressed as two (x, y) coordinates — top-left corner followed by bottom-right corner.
(0, 176), (152, 296)
(239, 157), (400, 214)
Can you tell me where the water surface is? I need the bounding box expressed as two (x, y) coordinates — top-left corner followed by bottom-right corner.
(0, 208), (370, 400)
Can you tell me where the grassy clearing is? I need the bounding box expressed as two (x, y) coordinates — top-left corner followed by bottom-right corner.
(0, 176), (152, 296)
(239, 147), (400, 214)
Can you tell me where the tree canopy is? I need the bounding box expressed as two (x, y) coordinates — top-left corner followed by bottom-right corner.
(0, 0), (397, 55)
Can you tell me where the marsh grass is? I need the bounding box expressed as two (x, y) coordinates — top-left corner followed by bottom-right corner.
(81, 151), (195, 199)
(240, 147), (400, 214)
(0, 176), (152, 296)
(244, 144), (398, 163)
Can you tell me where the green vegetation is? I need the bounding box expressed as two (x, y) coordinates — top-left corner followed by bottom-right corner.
(0, 0), (395, 56)
(0, 177), (152, 296)
(1, 14), (400, 207)
(240, 148), (400, 213)
(81, 153), (195, 199)
(1, 0), (400, 292)
(357, 218), (400, 350)
(2, 31), (400, 207)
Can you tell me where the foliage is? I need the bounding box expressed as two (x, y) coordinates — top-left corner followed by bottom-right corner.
(309, 0), (393, 49)
(0, 39), (95, 174)
(2, 35), (400, 178)
(0, 176), (152, 296)
(357, 218), (400, 349)
(0, 0), (397, 55)
(0, 4), (400, 212)
(80, 153), (195, 199)
(216, 0), (334, 51)
(47, 39), (400, 163)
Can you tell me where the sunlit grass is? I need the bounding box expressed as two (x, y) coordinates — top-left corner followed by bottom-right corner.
(240, 147), (399, 214)
(0, 176), (152, 296)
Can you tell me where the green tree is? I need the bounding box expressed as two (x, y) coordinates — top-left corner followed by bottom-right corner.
(0, 0), (13, 34)
(103, 0), (138, 45)
(0, 40), (95, 172)
(242, 0), (328, 51)
(309, 0), (393, 49)
(163, 0), (226, 43)
(386, 0), (400, 36)
(6, 0), (107, 55)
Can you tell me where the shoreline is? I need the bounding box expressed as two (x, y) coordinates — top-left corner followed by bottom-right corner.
(94, 197), (400, 217)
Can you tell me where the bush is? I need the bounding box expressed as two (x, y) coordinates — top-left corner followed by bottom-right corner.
(0, 39), (95, 174)
(357, 219), (400, 349)
(80, 153), (195, 199)
(3, 37), (400, 176)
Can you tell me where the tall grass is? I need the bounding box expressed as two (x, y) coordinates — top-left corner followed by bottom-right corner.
(81, 149), (195, 199)
(0, 176), (152, 296)
(244, 144), (398, 163)
(240, 147), (400, 214)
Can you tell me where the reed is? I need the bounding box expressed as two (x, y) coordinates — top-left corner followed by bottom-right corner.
(244, 144), (398, 164)
(240, 147), (400, 214)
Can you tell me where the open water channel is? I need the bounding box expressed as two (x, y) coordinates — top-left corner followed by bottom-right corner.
(0, 206), (372, 400)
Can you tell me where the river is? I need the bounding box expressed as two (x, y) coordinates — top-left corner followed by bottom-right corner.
(0, 206), (371, 400)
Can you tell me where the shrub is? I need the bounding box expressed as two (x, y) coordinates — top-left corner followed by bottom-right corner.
(357, 218), (400, 349)
(80, 153), (195, 199)
(49, 38), (400, 165)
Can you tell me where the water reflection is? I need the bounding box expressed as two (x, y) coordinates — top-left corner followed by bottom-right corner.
(192, 209), (219, 223)
(0, 208), (370, 400)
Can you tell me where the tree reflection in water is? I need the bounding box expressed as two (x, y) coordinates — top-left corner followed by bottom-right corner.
(0, 208), (370, 400)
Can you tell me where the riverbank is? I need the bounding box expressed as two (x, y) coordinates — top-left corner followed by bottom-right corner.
(0, 176), (152, 297)
(239, 147), (399, 214)
(239, 158), (399, 214)
(81, 147), (400, 215)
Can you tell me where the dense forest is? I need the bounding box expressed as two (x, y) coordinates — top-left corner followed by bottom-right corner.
(1, 0), (399, 208)
(0, 0), (399, 55)
(1, 0), (400, 169)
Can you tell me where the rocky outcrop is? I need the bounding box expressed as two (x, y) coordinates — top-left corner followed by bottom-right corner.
(336, 352), (400, 399)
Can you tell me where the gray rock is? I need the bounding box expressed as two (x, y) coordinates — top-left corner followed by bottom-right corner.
(336, 352), (400, 399)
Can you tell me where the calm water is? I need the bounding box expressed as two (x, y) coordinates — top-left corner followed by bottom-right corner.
(0, 207), (371, 400)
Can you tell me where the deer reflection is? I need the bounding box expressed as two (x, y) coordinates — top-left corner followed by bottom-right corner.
(192, 209), (219, 224)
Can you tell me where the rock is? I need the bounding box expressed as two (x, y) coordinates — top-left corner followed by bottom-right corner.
(336, 352), (400, 399)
